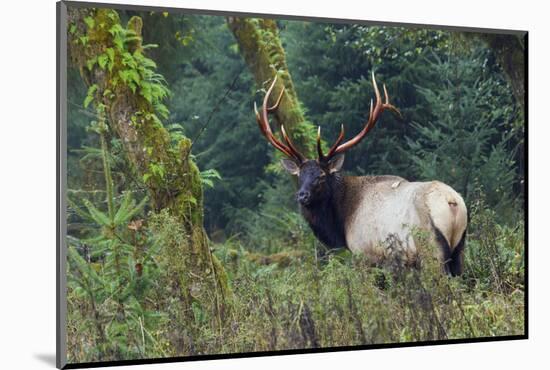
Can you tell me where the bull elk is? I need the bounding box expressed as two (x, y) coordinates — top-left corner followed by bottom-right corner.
(254, 73), (468, 275)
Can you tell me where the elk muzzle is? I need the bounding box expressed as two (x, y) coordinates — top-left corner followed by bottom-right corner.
(297, 190), (312, 205)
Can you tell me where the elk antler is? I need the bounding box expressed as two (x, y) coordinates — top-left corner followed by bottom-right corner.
(317, 72), (401, 161)
(255, 76), (306, 163)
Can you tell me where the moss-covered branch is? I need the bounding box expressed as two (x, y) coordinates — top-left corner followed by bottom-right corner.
(68, 8), (229, 354)
(477, 33), (525, 112)
(227, 17), (316, 157)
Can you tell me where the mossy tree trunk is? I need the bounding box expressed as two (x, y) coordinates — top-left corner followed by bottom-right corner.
(67, 8), (229, 354)
(227, 17), (316, 157)
(477, 34), (525, 113)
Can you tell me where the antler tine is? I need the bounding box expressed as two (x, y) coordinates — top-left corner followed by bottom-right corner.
(370, 98), (374, 116)
(254, 102), (266, 135)
(325, 124), (345, 158)
(317, 126), (325, 159)
(268, 87), (285, 112)
(323, 72), (400, 156)
(255, 101), (294, 157)
(382, 83), (402, 118)
(255, 92), (292, 156)
(261, 76), (279, 131)
(255, 76), (305, 162)
(372, 71), (382, 108)
(281, 125), (305, 162)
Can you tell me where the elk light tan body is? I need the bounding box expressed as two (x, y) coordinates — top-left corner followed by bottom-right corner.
(254, 73), (468, 275)
(341, 176), (467, 266)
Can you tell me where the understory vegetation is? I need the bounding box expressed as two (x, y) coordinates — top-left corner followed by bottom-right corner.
(65, 7), (525, 364)
(67, 191), (524, 361)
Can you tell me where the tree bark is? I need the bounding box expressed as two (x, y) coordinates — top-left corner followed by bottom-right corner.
(478, 33), (526, 112)
(68, 8), (229, 354)
(227, 17), (316, 157)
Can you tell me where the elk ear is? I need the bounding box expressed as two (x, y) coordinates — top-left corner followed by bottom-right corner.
(280, 158), (300, 175)
(327, 153), (345, 173)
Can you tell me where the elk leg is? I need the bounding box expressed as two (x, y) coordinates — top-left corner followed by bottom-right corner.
(449, 231), (467, 276)
(432, 225), (453, 275)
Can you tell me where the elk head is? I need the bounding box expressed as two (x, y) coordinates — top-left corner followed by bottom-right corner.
(255, 72), (400, 207)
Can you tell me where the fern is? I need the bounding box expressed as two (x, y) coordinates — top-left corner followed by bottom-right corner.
(200, 168), (222, 188)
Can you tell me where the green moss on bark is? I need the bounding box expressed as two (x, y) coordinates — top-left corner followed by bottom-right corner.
(475, 33), (525, 112)
(227, 17), (316, 158)
(68, 8), (231, 348)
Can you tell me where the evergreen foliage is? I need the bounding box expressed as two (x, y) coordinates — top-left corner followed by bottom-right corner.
(407, 46), (522, 218)
(67, 123), (162, 359)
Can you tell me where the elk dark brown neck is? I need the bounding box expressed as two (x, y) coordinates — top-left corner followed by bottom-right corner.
(299, 173), (348, 249)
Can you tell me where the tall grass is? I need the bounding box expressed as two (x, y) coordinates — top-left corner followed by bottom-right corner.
(67, 199), (524, 362)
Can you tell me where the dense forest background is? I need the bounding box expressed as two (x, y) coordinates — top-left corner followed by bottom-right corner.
(65, 7), (525, 364)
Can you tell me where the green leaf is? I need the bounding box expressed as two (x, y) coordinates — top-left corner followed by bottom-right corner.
(113, 33), (124, 50)
(86, 56), (97, 71)
(128, 69), (140, 84)
(200, 168), (222, 188)
(201, 178), (214, 188)
(105, 47), (115, 61)
(142, 43), (159, 50)
(149, 163), (165, 179)
(84, 16), (95, 29)
(108, 23), (124, 36)
(98, 54), (109, 69)
(83, 84), (98, 108)
(83, 95), (93, 109)
(154, 104), (169, 119)
(79, 35), (89, 46)
(139, 82), (153, 103)
(105, 47), (115, 71)
(102, 89), (114, 99)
